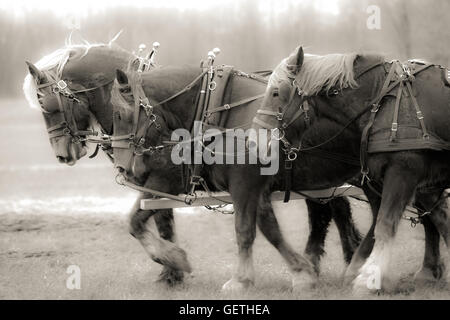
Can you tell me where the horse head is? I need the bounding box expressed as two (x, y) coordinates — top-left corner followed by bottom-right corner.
(251, 46), (362, 158)
(24, 43), (137, 165)
(111, 69), (178, 179)
(250, 46), (308, 156)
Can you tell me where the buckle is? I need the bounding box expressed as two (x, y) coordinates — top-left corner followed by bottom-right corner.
(371, 103), (380, 113)
(190, 175), (203, 185)
(271, 128), (285, 141)
(391, 122), (398, 131)
(57, 80), (68, 90)
(224, 104), (231, 110)
(276, 113), (283, 121)
(416, 111), (424, 120)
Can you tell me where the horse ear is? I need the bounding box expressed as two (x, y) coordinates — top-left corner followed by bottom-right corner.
(286, 46), (304, 75)
(116, 69), (129, 85)
(26, 61), (44, 82)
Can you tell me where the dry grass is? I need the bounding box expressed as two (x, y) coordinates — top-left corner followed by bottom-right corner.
(0, 202), (448, 300)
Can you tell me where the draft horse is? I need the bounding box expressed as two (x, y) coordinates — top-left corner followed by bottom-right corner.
(24, 42), (361, 290)
(252, 46), (450, 292)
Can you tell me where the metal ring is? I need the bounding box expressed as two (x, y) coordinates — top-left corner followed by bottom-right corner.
(149, 114), (157, 122)
(287, 152), (297, 161)
(276, 113), (283, 121)
(184, 192), (197, 205)
(208, 81), (217, 91)
(63, 128), (71, 135)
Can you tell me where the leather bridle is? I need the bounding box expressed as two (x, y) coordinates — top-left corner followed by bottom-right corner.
(36, 69), (111, 143)
(253, 60), (387, 158)
(253, 78), (312, 160)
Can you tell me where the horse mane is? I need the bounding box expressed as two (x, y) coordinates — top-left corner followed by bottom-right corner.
(269, 50), (376, 95)
(23, 31), (124, 110)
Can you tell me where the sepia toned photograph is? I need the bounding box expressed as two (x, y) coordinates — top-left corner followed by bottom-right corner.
(0, 0), (449, 305)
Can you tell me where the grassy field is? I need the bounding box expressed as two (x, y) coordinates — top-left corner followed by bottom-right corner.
(0, 99), (449, 299)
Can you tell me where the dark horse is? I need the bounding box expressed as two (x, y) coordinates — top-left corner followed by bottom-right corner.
(24, 42), (362, 291)
(252, 46), (450, 292)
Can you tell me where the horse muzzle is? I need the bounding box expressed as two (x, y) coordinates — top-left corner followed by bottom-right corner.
(52, 136), (87, 166)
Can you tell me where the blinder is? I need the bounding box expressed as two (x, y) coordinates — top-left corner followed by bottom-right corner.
(35, 69), (104, 143)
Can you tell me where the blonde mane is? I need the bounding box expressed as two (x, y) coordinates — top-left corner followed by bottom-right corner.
(268, 50), (359, 95)
(23, 31), (123, 110)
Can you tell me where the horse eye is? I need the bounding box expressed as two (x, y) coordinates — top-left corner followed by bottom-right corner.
(120, 86), (130, 94)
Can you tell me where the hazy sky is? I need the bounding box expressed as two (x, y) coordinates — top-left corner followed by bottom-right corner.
(0, 0), (340, 18)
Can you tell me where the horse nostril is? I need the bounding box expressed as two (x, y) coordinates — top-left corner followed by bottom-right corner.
(56, 156), (66, 163)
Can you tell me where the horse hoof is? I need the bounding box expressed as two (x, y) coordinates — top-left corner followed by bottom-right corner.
(152, 244), (192, 273)
(291, 270), (317, 294)
(156, 267), (185, 287)
(352, 261), (382, 295)
(221, 277), (252, 292)
(414, 264), (446, 283)
(352, 277), (378, 296)
(353, 269), (396, 295)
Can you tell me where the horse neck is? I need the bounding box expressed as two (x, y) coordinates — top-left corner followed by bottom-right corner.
(88, 83), (115, 135)
(141, 66), (203, 130)
(311, 63), (387, 134)
(63, 46), (135, 135)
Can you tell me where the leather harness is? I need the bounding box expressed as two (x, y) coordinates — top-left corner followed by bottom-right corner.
(111, 62), (269, 204)
(254, 59), (450, 201)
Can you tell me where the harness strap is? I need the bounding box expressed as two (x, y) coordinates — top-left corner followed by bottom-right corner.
(252, 117), (275, 130)
(283, 159), (293, 202)
(390, 81), (403, 141)
(405, 80), (429, 139)
(156, 70), (208, 107)
(283, 104), (307, 128)
(206, 94), (265, 115)
(360, 62), (400, 180)
(257, 109), (282, 118)
(360, 62), (433, 182)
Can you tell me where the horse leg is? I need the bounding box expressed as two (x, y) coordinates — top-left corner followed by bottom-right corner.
(414, 215), (445, 282)
(353, 166), (419, 293)
(304, 199), (332, 274)
(414, 190), (449, 282)
(343, 185), (380, 284)
(153, 210), (185, 286)
(257, 188), (316, 292)
(329, 197), (362, 264)
(221, 187), (258, 292)
(128, 193), (191, 273)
